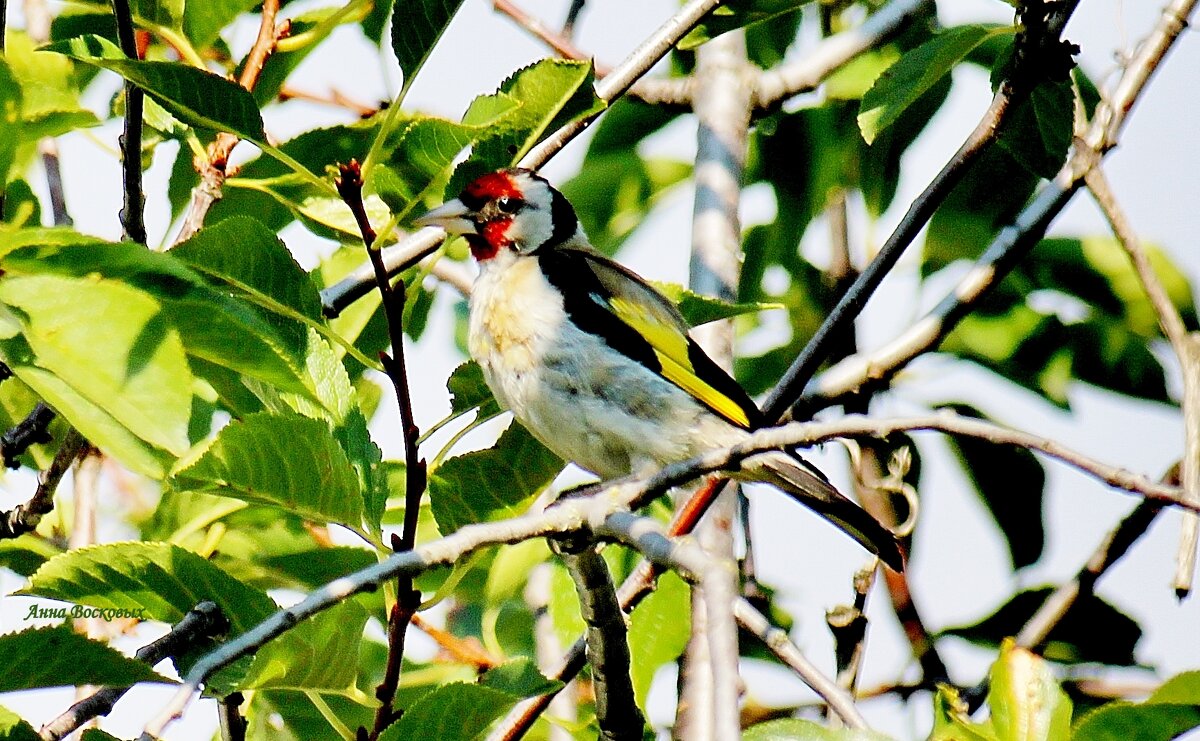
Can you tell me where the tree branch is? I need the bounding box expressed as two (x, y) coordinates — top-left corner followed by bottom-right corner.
(0, 428), (86, 540)
(762, 0), (1082, 421)
(1085, 165), (1200, 597)
(753, 0), (932, 109)
(174, 0), (285, 244)
(733, 597), (869, 729)
(801, 0), (1198, 412)
(594, 512), (741, 740)
(1, 402), (55, 470)
(551, 539), (645, 740)
(319, 0), (723, 318)
(40, 602), (230, 741)
(335, 160), (428, 739)
(111, 0), (146, 244)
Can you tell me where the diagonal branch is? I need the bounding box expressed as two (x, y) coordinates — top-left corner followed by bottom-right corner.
(551, 538), (645, 740)
(761, 0), (1083, 421)
(174, 0), (286, 244)
(40, 602), (230, 741)
(319, 0), (724, 318)
(801, 0), (1199, 415)
(0, 428), (87, 541)
(1084, 165), (1200, 597)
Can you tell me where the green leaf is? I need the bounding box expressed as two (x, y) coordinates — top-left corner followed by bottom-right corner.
(479, 658), (563, 698)
(937, 403), (1046, 570)
(373, 115), (486, 217)
(447, 59), (605, 196)
(988, 641), (1072, 741)
(3, 181), (42, 228)
(680, 0), (809, 51)
(241, 599), (369, 691)
(171, 412), (365, 526)
(0, 535), (61, 577)
(0, 625), (171, 692)
(74, 0), (184, 31)
(247, 690), (376, 741)
(743, 718), (893, 740)
(447, 361), (500, 418)
(390, 0), (468, 95)
(428, 421), (562, 534)
(628, 571), (690, 709)
(184, 0), (259, 49)
(0, 274), (194, 455)
(3, 30), (98, 135)
(941, 587), (1141, 666)
(1073, 671), (1200, 741)
(1, 237), (316, 401)
(172, 217), (324, 321)
(859, 25), (1016, 144)
(46, 35), (267, 142)
(0, 61), (23, 187)
(23, 541), (277, 632)
(994, 77), (1073, 179)
(653, 282), (784, 326)
(2, 359), (172, 477)
(0, 705), (39, 741)
(379, 682), (519, 741)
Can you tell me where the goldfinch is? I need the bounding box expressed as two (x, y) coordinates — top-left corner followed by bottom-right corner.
(417, 168), (903, 570)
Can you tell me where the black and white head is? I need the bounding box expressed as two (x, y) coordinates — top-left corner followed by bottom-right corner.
(415, 168), (581, 262)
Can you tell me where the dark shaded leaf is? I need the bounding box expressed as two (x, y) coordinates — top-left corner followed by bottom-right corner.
(937, 403), (1046, 570)
(941, 587), (1141, 666)
(0, 625), (171, 691)
(391, 0), (468, 95)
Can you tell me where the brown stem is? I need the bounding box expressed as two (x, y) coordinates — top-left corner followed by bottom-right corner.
(336, 161), (427, 739)
(174, 0), (285, 244)
(111, 0), (146, 244)
(0, 428), (86, 540)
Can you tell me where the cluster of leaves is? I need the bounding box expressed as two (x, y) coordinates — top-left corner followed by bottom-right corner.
(0, 0), (1195, 739)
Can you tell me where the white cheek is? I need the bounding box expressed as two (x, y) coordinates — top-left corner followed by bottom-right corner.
(508, 207), (554, 253)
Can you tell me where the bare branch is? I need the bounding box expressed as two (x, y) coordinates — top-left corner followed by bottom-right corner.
(733, 598), (868, 730)
(335, 160), (427, 740)
(111, 0), (146, 244)
(0, 428), (87, 541)
(679, 26), (751, 738)
(174, 0), (285, 244)
(803, 0), (1199, 414)
(754, 0), (932, 109)
(595, 512), (741, 740)
(762, 0), (1083, 421)
(552, 539), (645, 740)
(40, 602), (229, 741)
(1084, 165), (1200, 596)
(320, 0), (721, 318)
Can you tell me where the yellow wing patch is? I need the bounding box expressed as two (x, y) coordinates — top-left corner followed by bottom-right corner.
(608, 295), (751, 429)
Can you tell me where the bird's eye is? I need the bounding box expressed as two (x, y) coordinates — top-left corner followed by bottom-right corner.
(496, 196), (521, 214)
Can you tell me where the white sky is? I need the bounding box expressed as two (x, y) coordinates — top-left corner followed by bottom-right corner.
(1, 0), (1198, 738)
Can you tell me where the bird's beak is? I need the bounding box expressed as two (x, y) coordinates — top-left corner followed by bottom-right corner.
(414, 198), (477, 236)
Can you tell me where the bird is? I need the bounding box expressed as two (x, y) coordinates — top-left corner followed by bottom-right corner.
(416, 167), (904, 571)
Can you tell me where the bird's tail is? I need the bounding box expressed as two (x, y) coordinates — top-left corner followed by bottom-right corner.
(741, 450), (905, 571)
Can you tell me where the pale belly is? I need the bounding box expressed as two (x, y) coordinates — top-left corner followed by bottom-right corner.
(468, 256), (726, 478)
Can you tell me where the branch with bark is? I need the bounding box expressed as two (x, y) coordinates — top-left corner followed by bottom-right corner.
(40, 602), (230, 741)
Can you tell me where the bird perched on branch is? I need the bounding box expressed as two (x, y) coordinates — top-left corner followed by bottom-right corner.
(417, 167), (903, 570)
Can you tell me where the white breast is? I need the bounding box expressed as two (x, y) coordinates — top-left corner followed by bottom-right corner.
(468, 253), (726, 478)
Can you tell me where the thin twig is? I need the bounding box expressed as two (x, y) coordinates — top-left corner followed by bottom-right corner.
(0, 428), (86, 540)
(552, 539), (645, 740)
(174, 0), (285, 244)
(320, 0), (721, 318)
(1, 403), (56, 469)
(410, 612), (498, 670)
(763, 0), (1083, 421)
(754, 0), (932, 109)
(111, 0), (146, 244)
(524, 565), (576, 741)
(733, 597), (868, 729)
(1016, 498), (1163, 650)
(1085, 165), (1200, 597)
(40, 602), (229, 741)
(803, 0), (1198, 412)
(217, 693), (247, 741)
(335, 160), (427, 740)
(562, 0), (586, 38)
